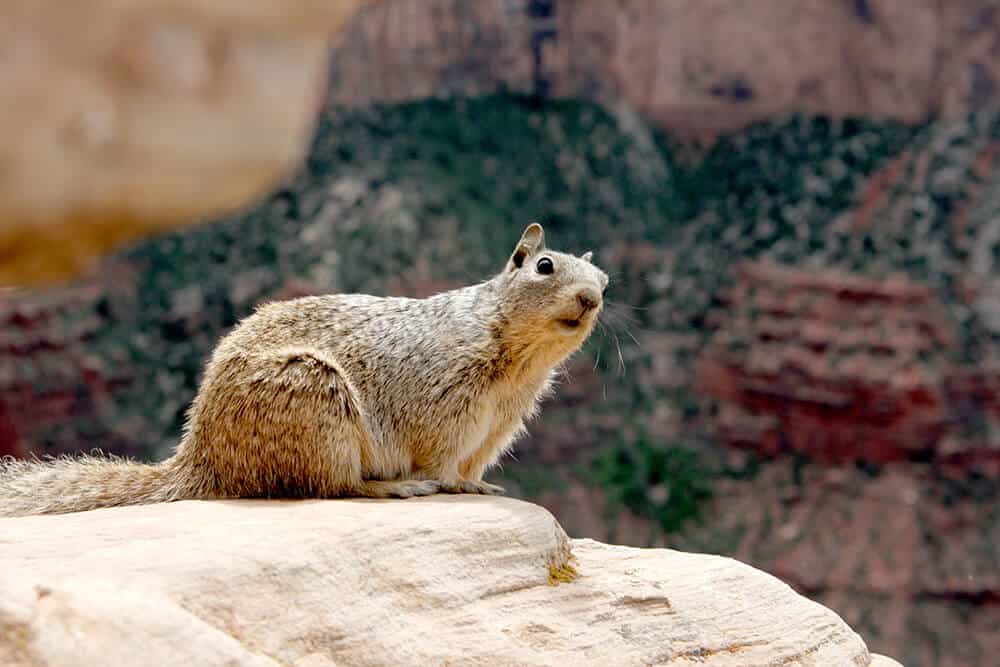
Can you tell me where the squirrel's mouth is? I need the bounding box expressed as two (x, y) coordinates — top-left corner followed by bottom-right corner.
(557, 300), (600, 332)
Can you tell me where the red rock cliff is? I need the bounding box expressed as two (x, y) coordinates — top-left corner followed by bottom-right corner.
(330, 0), (1000, 139)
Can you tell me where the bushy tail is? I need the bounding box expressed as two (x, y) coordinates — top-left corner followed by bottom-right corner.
(0, 454), (183, 518)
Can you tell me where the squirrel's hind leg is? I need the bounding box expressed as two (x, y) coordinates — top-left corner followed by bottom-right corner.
(192, 347), (374, 498)
(255, 349), (442, 500)
(179, 348), (447, 501)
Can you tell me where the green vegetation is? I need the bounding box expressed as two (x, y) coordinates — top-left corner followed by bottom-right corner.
(592, 434), (714, 534)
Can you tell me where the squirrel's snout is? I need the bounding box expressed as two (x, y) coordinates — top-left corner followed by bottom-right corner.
(576, 289), (601, 312)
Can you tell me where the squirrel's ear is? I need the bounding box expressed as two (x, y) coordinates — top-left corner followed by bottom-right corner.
(580, 251), (593, 263)
(510, 222), (546, 269)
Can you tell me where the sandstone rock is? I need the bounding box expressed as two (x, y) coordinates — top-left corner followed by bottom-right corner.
(0, 0), (372, 287)
(0, 496), (897, 666)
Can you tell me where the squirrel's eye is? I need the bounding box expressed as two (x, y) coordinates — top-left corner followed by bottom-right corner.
(536, 257), (554, 275)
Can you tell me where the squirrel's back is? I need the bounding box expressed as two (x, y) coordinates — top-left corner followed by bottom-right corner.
(228, 286), (500, 395)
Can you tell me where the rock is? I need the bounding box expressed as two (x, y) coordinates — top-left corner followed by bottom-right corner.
(0, 283), (139, 461)
(0, 0), (372, 286)
(330, 0), (1000, 140)
(0, 496), (898, 666)
(696, 259), (962, 464)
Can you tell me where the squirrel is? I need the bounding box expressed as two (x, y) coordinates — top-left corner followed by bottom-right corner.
(0, 223), (608, 517)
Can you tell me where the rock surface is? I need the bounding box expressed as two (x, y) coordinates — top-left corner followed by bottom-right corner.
(696, 259), (957, 463)
(331, 0), (1000, 139)
(0, 0), (371, 286)
(0, 496), (898, 666)
(693, 256), (1000, 470)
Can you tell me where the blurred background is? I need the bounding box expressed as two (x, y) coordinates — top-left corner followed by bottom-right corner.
(2, 2), (999, 666)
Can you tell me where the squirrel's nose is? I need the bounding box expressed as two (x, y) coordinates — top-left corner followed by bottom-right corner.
(576, 289), (600, 312)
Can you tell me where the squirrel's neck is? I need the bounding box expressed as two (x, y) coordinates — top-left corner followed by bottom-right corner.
(462, 279), (564, 390)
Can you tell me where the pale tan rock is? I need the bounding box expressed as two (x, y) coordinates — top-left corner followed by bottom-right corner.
(0, 496), (898, 666)
(0, 0), (371, 286)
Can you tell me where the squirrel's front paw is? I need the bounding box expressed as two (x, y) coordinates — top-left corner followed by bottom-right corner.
(390, 479), (442, 498)
(439, 479), (506, 495)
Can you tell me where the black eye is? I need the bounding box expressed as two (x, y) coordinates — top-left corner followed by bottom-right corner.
(536, 257), (554, 275)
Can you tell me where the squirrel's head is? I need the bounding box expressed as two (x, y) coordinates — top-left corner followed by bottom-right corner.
(493, 223), (608, 352)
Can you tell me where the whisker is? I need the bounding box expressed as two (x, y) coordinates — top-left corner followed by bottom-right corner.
(614, 330), (626, 376)
(603, 302), (646, 323)
(603, 310), (643, 347)
(621, 325), (640, 347)
(592, 322), (605, 372)
(602, 310), (649, 336)
(605, 299), (650, 312)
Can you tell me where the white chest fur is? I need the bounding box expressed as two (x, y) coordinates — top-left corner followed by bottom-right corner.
(456, 400), (495, 465)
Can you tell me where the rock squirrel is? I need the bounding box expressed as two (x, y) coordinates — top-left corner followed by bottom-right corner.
(0, 223), (608, 517)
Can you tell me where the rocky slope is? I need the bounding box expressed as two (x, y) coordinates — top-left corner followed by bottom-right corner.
(330, 0), (1000, 139)
(0, 497), (900, 667)
(696, 260), (999, 467)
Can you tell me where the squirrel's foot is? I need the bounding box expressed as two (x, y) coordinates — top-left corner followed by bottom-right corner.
(356, 479), (441, 498)
(438, 479), (506, 495)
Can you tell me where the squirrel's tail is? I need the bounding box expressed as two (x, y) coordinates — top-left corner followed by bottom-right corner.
(0, 453), (184, 518)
